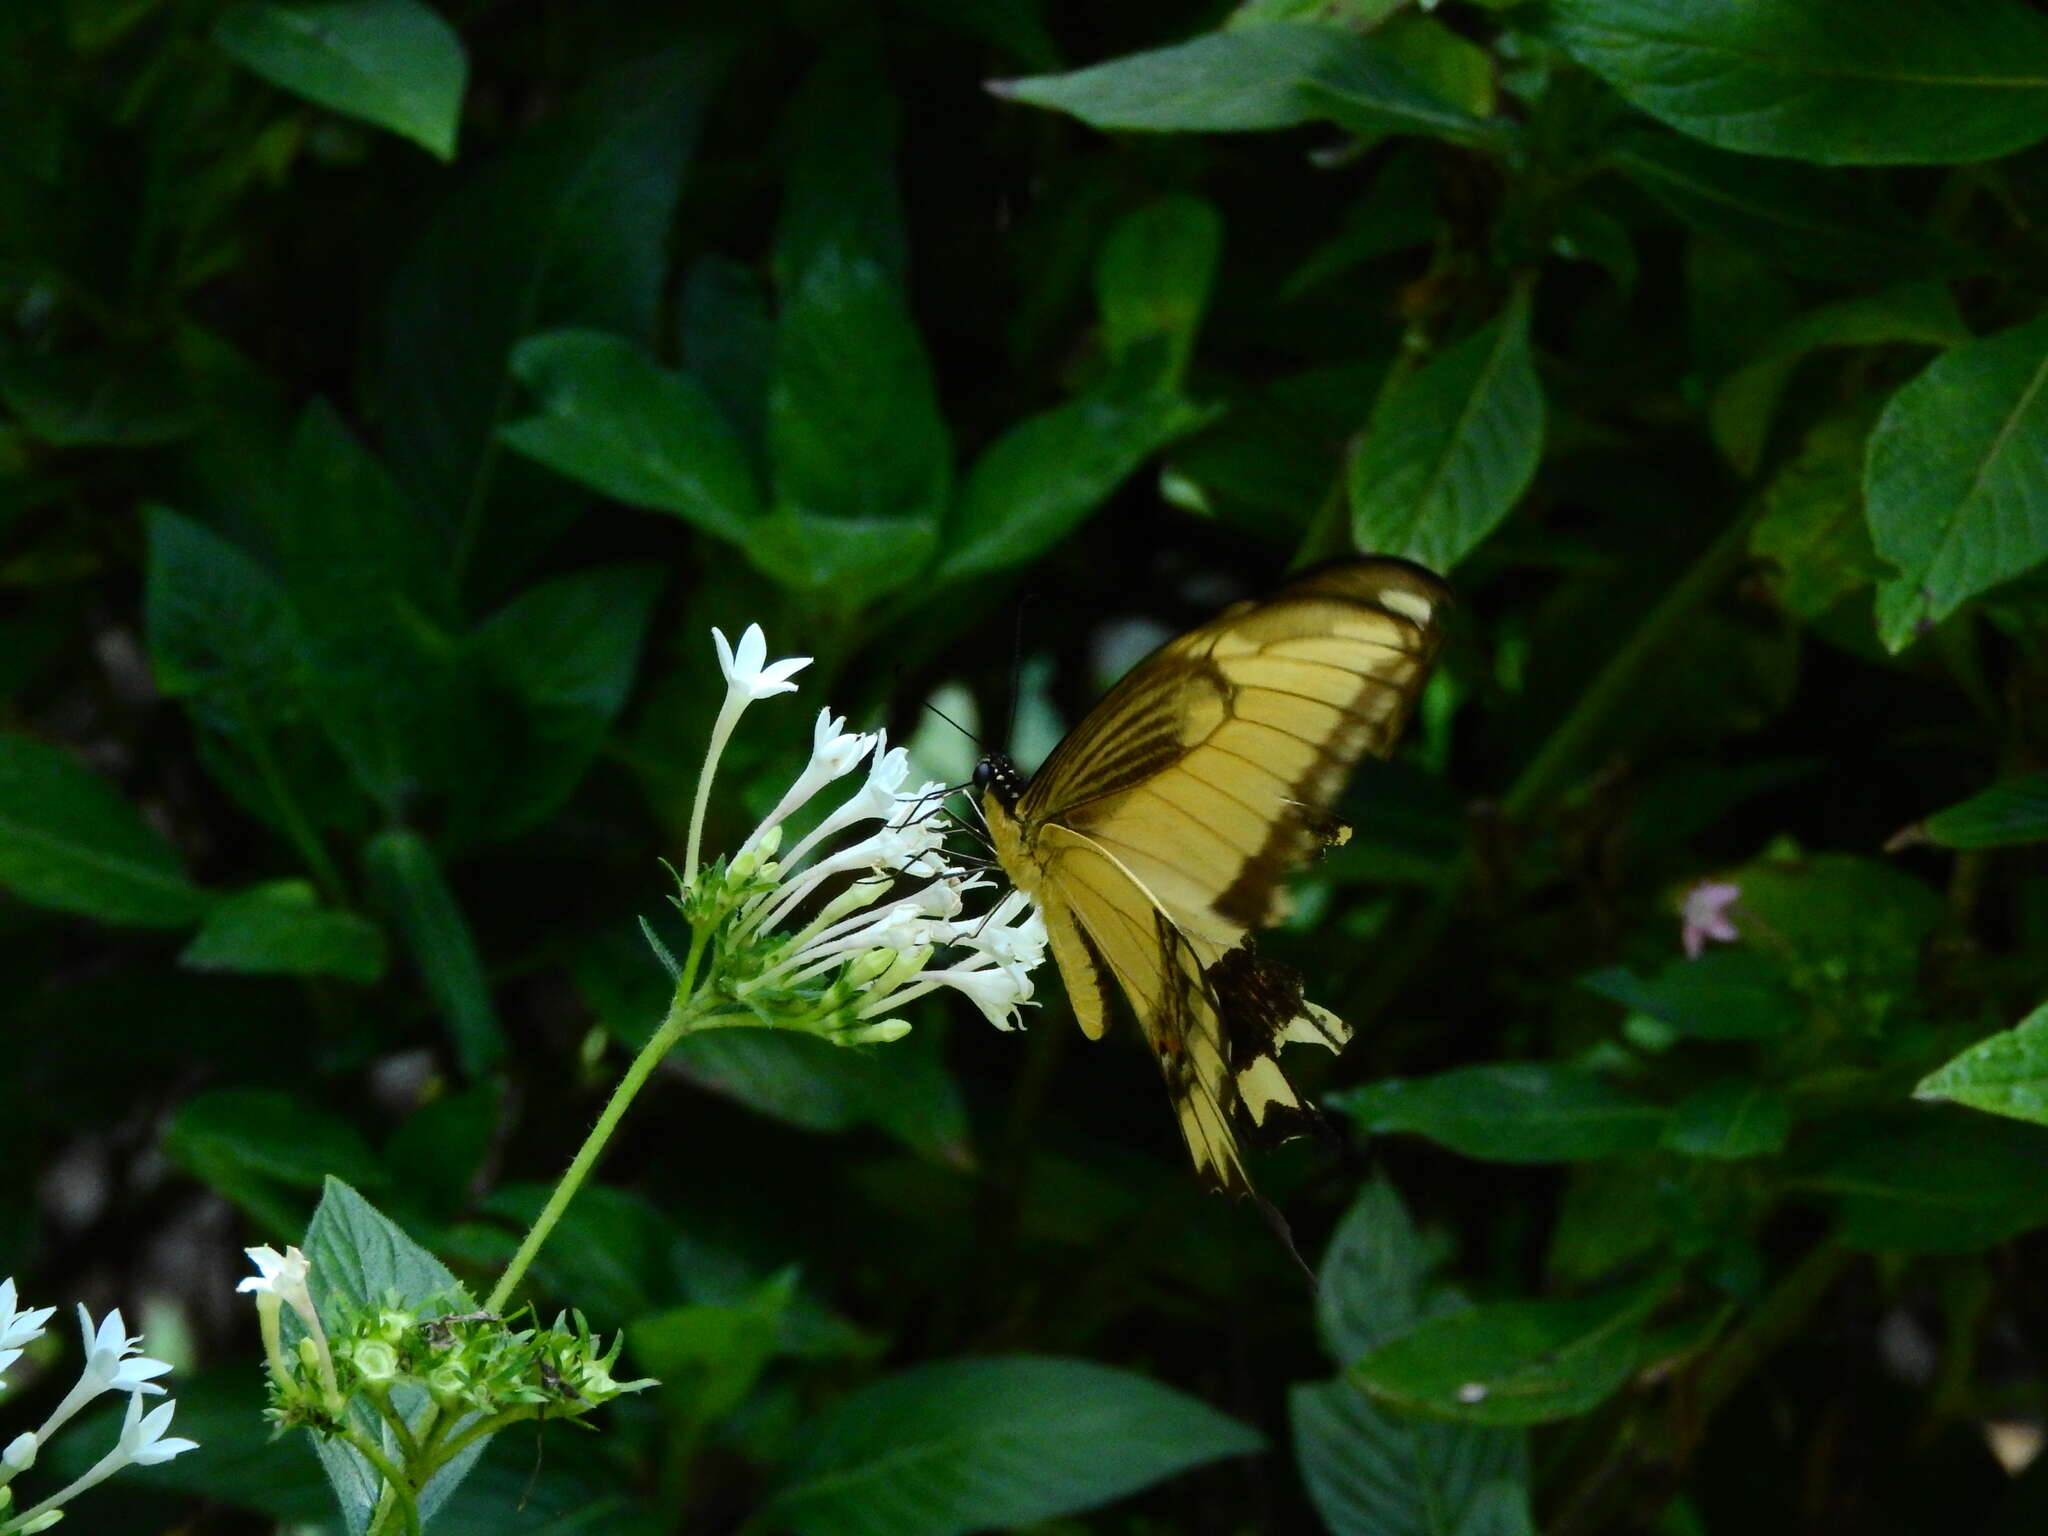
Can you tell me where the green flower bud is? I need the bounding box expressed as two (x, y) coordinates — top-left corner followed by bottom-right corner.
(843, 947), (897, 987)
(426, 1363), (468, 1402)
(352, 1338), (401, 1385)
(841, 1018), (911, 1046)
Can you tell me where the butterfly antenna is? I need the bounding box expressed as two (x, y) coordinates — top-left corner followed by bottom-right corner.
(1004, 593), (1037, 755)
(922, 700), (982, 749)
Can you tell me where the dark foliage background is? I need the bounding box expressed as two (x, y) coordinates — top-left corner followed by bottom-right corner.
(6, 0), (2048, 1531)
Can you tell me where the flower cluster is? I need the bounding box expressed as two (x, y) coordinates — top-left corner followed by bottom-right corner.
(671, 624), (1047, 1042)
(241, 1246), (651, 1438)
(0, 1278), (195, 1536)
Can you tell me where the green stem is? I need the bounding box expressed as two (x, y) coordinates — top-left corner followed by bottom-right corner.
(1691, 1238), (1853, 1430)
(418, 1404), (534, 1474)
(484, 929), (714, 1314)
(348, 1428), (423, 1536)
(233, 682), (347, 902)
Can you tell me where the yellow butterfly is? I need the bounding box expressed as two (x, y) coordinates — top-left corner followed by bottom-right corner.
(975, 558), (1449, 1194)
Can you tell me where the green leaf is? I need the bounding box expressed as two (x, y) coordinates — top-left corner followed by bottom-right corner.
(1916, 1001), (2048, 1127)
(374, 47), (719, 589)
(1923, 773), (2048, 849)
(1611, 133), (1960, 283)
(302, 1178), (485, 1533)
(1095, 196), (1222, 392)
(937, 391), (1213, 583)
(1710, 284), (1968, 476)
(1797, 1110), (2048, 1252)
(0, 345), (201, 446)
(500, 329), (762, 541)
(180, 879), (386, 982)
(1349, 1281), (1665, 1426)
(1751, 411), (1890, 620)
(383, 1083), (500, 1224)
(769, 248), (950, 528)
(0, 731), (207, 926)
(1867, 309), (2048, 650)
(1350, 291), (1544, 572)
(1290, 1380), (1534, 1536)
(1317, 1178), (1455, 1363)
(1661, 1079), (1791, 1160)
(761, 1357), (1262, 1536)
(471, 562), (664, 835)
(746, 509), (940, 606)
(995, 24), (1483, 141)
(631, 1273), (793, 1430)
(1581, 950), (1804, 1040)
(165, 1088), (387, 1237)
(1332, 1064), (1667, 1162)
(214, 0), (467, 159)
(364, 827), (503, 1075)
(1541, 0), (2048, 165)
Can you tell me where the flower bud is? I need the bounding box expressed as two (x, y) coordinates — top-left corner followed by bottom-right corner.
(841, 1019), (911, 1046)
(3, 1431), (35, 1471)
(426, 1363), (468, 1402)
(17, 1509), (62, 1532)
(352, 1339), (400, 1385)
(843, 947), (897, 987)
(373, 1308), (415, 1344)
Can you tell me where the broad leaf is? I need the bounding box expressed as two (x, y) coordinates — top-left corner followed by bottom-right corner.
(1916, 1002), (2048, 1127)
(165, 1088), (387, 1237)
(214, 0), (467, 159)
(1751, 411), (1889, 620)
(1923, 773), (2048, 849)
(1543, 0), (2048, 165)
(761, 1357), (1261, 1536)
(938, 391), (1212, 583)
(995, 24), (1483, 141)
(1661, 1079), (1791, 1160)
(1332, 1064), (1666, 1162)
(1291, 1380), (1534, 1536)
(180, 879), (386, 983)
(1095, 196), (1221, 392)
(1350, 292), (1543, 572)
(500, 330), (762, 541)
(1867, 310), (2048, 650)
(364, 828), (503, 1075)
(0, 731), (207, 926)
(1349, 1281), (1666, 1426)
(1581, 950), (1803, 1040)
(1796, 1109), (2048, 1252)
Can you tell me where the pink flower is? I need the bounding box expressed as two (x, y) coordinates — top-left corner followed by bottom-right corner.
(1680, 881), (1742, 959)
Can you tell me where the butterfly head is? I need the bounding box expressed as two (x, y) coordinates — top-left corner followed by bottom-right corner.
(972, 753), (1027, 813)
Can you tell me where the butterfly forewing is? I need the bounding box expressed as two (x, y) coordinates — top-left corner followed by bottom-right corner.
(988, 557), (1449, 1193)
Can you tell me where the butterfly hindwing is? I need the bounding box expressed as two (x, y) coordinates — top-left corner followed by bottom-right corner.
(983, 557), (1449, 1193)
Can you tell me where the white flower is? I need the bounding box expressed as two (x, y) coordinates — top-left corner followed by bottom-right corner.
(237, 1245), (319, 1332)
(33, 1305), (171, 1444)
(928, 961), (1037, 1032)
(0, 1280), (54, 1354)
(741, 710), (876, 857)
(713, 623), (811, 702)
(113, 1389), (197, 1467)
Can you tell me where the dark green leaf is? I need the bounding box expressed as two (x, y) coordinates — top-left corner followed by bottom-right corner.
(471, 562), (663, 835)
(180, 879), (386, 982)
(1867, 310), (2048, 650)
(746, 508), (940, 606)
(364, 827), (503, 1075)
(995, 24), (1482, 141)
(166, 1088), (387, 1236)
(214, 0), (467, 159)
(374, 47), (720, 588)
(1612, 133), (1961, 282)
(500, 330), (761, 540)
(1543, 0), (2048, 165)
(1350, 291), (1544, 572)
(1796, 1110), (2048, 1252)
(769, 249), (950, 528)
(1316, 1177), (1453, 1362)
(0, 731), (207, 926)
(938, 391), (1212, 582)
(1916, 1001), (2048, 1127)
(1731, 854), (1943, 999)
(1350, 1280), (1665, 1426)
(1661, 1079), (1791, 1159)
(1581, 950), (1804, 1040)
(1095, 196), (1221, 392)
(0, 346), (201, 447)
(1751, 411), (1889, 619)
(383, 1083), (501, 1223)
(1332, 1064), (1667, 1162)
(1923, 773), (2048, 849)
(630, 1272), (792, 1429)
(678, 255), (775, 448)
(762, 1357), (1262, 1536)
(1290, 1380), (1534, 1536)
(1710, 284), (1967, 476)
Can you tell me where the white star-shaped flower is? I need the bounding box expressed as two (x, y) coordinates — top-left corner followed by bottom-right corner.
(712, 623), (811, 702)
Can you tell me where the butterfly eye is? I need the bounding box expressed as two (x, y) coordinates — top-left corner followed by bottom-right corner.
(972, 759), (996, 793)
